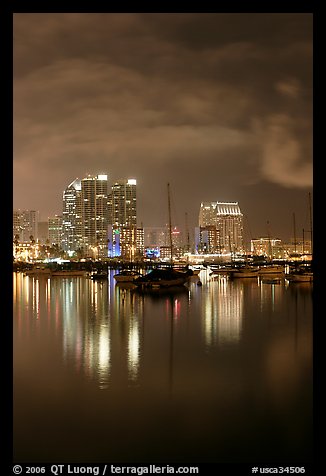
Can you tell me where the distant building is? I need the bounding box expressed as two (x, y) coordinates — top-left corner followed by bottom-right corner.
(250, 237), (312, 260)
(197, 201), (244, 254)
(144, 227), (169, 248)
(48, 215), (63, 246)
(13, 210), (39, 242)
(144, 225), (183, 258)
(250, 238), (283, 258)
(108, 226), (144, 260)
(196, 225), (220, 254)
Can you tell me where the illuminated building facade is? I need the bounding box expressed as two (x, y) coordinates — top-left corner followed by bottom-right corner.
(144, 227), (169, 248)
(198, 201), (244, 254)
(250, 237), (282, 258)
(144, 226), (183, 258)
(48, 215), (63, 246)
(62, 178), (82, 253)
(108, 226), (144, 259)
(13, 209), (39, 242)
(108, 179), (137, 228)
(120, 226), (144, 260)
(81, 174), (109, 258)
(196, 225), (220, 254)
(107, 179), (138, 259)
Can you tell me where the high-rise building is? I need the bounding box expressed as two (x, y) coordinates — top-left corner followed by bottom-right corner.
(13, 210), (39, 242)
(109, 179), (137, 227)
(107, 179), (139, 260)
(62, 178), (82, 253)
(48, 215), (63, 246)
(81, 174), (109, 258)
(198, 201), (244, 254)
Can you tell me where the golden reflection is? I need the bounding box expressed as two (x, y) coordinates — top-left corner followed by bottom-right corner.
(32, 278), (40, 319)
(25, 276), (29, 305)
(98, 324), (111, 389)
(204, 276), (244, 346)
(128, 317), (140, 381)
(258, 278), (283, 314)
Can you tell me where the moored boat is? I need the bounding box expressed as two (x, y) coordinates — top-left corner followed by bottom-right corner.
(90, 271), (108, 280)
(113, 270), (142, 282)
(258, 264), (285, 276)
(133, 268), (190, 289)
(286, 271), (313, 283)
(51, 270), (88, 277)
(285, 264), (313, 283)
(24, 267), (52, 276)
(230, 266), (259, 279)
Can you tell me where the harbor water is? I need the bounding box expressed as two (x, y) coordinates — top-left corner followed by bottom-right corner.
(13, 270), (313, 464)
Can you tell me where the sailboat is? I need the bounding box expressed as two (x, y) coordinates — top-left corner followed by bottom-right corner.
(258, 222), (285, 276)
(285, 193), (313, 283)
(133, 183), (191, 290)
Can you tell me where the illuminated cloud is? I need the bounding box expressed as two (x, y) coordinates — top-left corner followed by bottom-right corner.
(275, 78), (301, 98)
(257, 115), (312, 188)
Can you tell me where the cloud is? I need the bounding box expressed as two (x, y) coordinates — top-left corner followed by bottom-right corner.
(255, 114), (312, 188)
(275, 78), (301, 98)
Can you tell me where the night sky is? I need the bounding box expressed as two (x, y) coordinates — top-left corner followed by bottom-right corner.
(13, 13), (313, 242)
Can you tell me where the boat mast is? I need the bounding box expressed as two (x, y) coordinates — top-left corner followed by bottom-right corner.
(293, 212), (297, 255)
(167, 183), (173, 265)
(185, 212), (190, 254)
(308, 192), (313, 257)
(267, 220), (272, 260)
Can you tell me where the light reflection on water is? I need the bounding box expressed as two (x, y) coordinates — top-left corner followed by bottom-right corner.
(13, 270), (313, 463)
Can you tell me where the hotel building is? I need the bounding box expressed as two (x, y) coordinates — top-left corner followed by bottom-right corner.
(197, 201), (244, 254)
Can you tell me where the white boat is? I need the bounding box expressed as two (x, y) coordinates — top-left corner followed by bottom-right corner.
(113, 270), (141, 282)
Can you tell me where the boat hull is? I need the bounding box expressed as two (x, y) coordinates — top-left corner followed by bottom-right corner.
(51, 270), (88, 277)
(286, 273), (313, 282)
(258, 266), (285, 275)
(114, 273), (140, 283)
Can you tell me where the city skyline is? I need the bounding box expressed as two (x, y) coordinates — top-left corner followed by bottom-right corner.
(13, 13), (313, 241)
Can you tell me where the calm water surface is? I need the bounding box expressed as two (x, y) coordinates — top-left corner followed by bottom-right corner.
(13, 270), (313, 464)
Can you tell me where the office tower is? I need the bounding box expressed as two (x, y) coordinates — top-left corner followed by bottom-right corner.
(62, 178), (82, 253)
(13, 210), (39, 242)
(198, 201), (244, 254)
(48, 215), (63, 246)
(81, 174), (109, 258)
(109, 179), (137, 227)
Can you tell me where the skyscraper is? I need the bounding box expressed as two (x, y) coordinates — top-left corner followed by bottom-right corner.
(198, 201), (244, 254)
(81, 174), (109, 258)
(62, 178), (82, 253)
(108, 179), (142, 259)
(109, 179), (137, 227)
